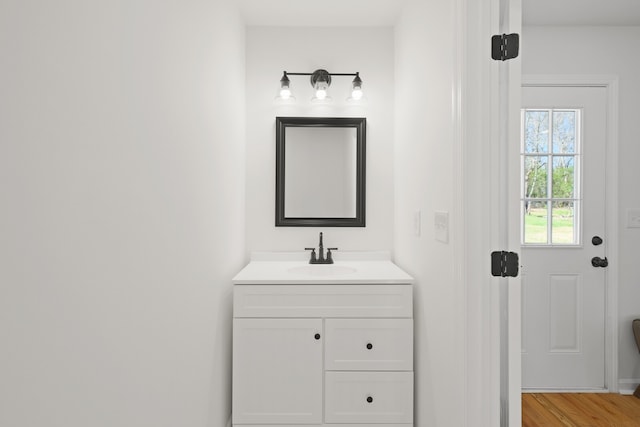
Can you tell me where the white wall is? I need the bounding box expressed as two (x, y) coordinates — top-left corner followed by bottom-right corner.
(245, 27), (394, 253)
(394, 0), (466, 425)
(0, 1), (245, 426)
(0, 1), (500, 425)
(522, 26), (640, 391)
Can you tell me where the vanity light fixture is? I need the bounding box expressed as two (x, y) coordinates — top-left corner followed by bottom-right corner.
(348, 73), (363, 102)
(278, 72), (294, 101)
(277, 69), (364, 103)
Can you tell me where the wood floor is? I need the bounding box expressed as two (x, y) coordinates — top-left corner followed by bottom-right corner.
(523, 393), (640, 427)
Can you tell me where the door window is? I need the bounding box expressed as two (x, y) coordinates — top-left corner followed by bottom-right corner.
(521, 109), (581, 245)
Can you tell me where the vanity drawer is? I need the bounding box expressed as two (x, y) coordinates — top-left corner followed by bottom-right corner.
(325, 318), (413, 371)
(324, 371), (413, 424)
(234, 284), (412, 318)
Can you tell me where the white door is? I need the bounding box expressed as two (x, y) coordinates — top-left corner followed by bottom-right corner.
(232, 318), (323, 424)
(521, 85), (608, 390)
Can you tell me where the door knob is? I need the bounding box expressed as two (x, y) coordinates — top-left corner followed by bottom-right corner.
(591, 256), (608, 268)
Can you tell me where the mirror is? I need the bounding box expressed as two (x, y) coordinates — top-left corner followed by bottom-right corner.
(276, 117), (366, 227)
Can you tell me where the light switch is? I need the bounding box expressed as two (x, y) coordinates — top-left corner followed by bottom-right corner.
(627, 209), (640, 228)
(434, 211), (449, 243)
(414, 210), (421, 237)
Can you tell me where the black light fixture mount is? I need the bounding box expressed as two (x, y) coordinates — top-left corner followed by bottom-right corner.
(308, 69), (332, 87)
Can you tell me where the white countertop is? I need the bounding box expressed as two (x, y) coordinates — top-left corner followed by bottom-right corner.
(232, 251), (414, 285)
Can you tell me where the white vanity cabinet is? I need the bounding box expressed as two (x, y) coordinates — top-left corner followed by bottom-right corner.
(232, 280), (414, 427)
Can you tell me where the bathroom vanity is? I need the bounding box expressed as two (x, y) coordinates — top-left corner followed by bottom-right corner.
(231, 252), (414, 427)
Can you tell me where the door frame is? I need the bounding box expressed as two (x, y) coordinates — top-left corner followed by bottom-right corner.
(458, 0), (522, 424)
(522, 75), (620, 392)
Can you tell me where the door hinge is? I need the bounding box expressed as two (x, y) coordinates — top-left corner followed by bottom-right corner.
(491, 33), (519, 61)
(491, 251), (519, 277)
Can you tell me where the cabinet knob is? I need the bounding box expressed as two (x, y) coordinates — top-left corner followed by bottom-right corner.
(366, 396), (373, 403)
(366, 343), (373, 350)
(314, 333), (321, 340)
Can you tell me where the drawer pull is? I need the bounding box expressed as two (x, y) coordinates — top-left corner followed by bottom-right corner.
(366, 342), (373, 350)
(366, 396), (373, 403)
(314, 333), (321, 340)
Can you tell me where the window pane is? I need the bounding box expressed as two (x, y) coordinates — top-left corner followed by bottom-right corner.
(524, 156), (548, 198)
(524, 201), (548, 244)
(552, 201), (575, 244)
(553, 111), (576, 154)
(524, 111), (549, 154)
(552, 156), (575, 198)
(521, 109), (582, 246)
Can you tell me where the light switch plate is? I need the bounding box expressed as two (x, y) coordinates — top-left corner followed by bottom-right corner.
(627, 209), (640, 228)
(434, 211), (449, 243)
(414, 210), (422, 237)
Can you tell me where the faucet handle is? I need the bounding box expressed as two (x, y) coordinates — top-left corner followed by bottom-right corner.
(326, 248), (338, 263)
(305, 247), (317, 263)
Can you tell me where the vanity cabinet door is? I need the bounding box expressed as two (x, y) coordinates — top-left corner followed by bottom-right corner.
(232, 318), (323, 425)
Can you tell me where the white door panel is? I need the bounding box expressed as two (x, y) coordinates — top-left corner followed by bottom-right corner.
(521, 86), (607, 390)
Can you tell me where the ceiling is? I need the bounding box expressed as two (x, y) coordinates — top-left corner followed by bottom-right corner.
(523, 0), (640, 26)
(237, 0), (406, 27)
(237, 0), (640, 27)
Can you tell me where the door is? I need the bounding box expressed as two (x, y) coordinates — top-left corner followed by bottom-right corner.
(521, 85), (608, 390)
(232, 318), (323, 424)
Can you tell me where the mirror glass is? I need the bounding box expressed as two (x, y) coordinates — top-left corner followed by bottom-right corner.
(276, 117), (366, 227)
(285, 127), (357, 218)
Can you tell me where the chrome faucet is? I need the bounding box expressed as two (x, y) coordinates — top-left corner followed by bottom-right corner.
(305, 232), (337, 264)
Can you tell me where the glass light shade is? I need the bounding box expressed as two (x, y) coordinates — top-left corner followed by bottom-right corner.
(279, 86), (293, 100)
(312, 81), (332, 102)
(347, 74), (364, 102)
(350, 87), (363, 100)
(276, 72), (295, 102)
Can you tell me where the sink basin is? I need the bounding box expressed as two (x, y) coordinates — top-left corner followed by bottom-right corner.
(287, 265), (357, 276)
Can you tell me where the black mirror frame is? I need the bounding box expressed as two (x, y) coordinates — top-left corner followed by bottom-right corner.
(275, 116), (366, 227)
